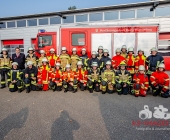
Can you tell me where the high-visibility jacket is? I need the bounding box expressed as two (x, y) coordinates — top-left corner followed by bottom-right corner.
(134, 54), (147, 71)
(112, 55), (125, 69)
(87, 68), (101, 83)
(121, 53), (127, 58)
(100, 56), (111, 69)
(70, 54), (80, 71)
(126, 54), (135, 74)
(0, 55), (12, 69)
(88, 57), (100, 69)
(150, 71), (169, 92)
(38, 56), (47, 67)
(115, 70), (131, 85)
(76, 68), (87, 84)
(97, 53), (103, 60)
(26, 54), (38, 66)
(62, 70), (76, 82)
(79, 54), (89, 69)
(47, 54), (59, 68)
(59, 54), (70, 70)
(101, 69), (115, 84)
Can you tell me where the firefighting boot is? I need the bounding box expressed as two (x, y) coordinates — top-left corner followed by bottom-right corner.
(1, 84), (6, 89)
(18, 89), (22, 93)
(57, 86), (62, 91)
(73, 89), (77, 93)
(26, 87), (30, 93)
(64, 88), (68, 93)
(102, 91), (106, 94)
(89, 88), (93, 93)
(53, 85), (56, 92)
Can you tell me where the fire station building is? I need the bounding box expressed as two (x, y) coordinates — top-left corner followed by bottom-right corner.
(0, 0), (170, 57)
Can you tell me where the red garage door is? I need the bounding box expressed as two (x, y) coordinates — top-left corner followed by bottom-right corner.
(2, 39), (24, 57)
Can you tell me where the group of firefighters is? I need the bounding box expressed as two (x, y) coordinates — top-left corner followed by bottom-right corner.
(0, 45), (169, 98)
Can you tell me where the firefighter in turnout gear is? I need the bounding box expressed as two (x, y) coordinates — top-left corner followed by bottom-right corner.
(121, 45), (127, 58)
(38, 50), (47, 67)
(133, 65), (149, 97)
(115, 61), (131, 95)
(76, 61), (87, 91)
(112, 48), (125, 70)
(37, 58), (51, 91)
(150, 63), (170, 98)
(24, 61), (38, 93)
(49, 62), (62, 91)
(88, 51), (100, 70)
(146, 47), (164, 75)
(70, 48), (80, 71)
(134, 48), (147, 73)
(25, 47), (38, 66)
(80, 48), (89, 70)
(126, 47), (135, 75)
(7, 62), (24, 93)
(87, 62), (101, 93)
(101, 61), (115, 94)
(59, 47), (70, 71)
(97, 46), (103, 60)
(99, 49), (111, 70)
(0, 48), (12, 88)
(47, 48), (59, 68)
(62, 64), (77, 93)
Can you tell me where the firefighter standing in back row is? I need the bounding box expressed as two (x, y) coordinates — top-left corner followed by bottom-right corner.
(99, 49), (111, 70)
(79, 48), (89, 70)
(101, 61), (115, 94)
(150, 63), (169, 98)
(97, 46), (103, 60)
(76, 61), (87, 91)
(0, 48), (12, 88)
(70, 48), (80, 71)
(25, 47), (38, 67)
(38, 50), (47, 67)
(47, 48), (59, 68)
(87, 62), (101, 93)
(115, 61), (131, 95)
(7, 62), (24, 93)
(133, 65), (149, 97)
(121, 45), (128, 58)
(88, 51), (100, 70)
(59, 47), (70, 71)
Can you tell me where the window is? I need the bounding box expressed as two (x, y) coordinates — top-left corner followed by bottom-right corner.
(89, 13), (103, 21)
(27, 19), (37, 26)
(38, 35), (52, 48)
(104, 11), (118, 20)
(63, 15), (74, 23)
(76, 14), (88, 22)
(120, 10), (135, 19)
(72, 33), (85, 46)
(17, 20), (26, 27)
(50, 17), (61, 24)
(3, 45), (24, 57)
(137, 8), (153, 18)
(39, 18), (48, 25)
(7, 21), (15, 28)
(0, 22), (6, 28)
(155, 6), (170, 17)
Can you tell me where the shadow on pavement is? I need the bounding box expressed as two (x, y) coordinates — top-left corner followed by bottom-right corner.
(0, 107), (29, 140)
(51, 110), (80, 140)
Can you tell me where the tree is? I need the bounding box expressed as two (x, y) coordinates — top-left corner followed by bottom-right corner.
(68, 6), (77, 10)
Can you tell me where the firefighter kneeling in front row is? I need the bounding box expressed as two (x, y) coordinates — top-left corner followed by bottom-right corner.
(87, 62), (101, 93)
(7, 62), (24, 93)
(24, 61), (38, 93)
(101, 61), (115, 94)
(76, 61), (87, 91)
(133, 65), (149, 97)
(62, 64), (77, 93)
(115, 61), (131, 95)
(49, 62), (63, 91)
(150, 63), (170, 98)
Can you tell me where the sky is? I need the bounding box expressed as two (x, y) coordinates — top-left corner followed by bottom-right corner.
(0, 0), (148, 17)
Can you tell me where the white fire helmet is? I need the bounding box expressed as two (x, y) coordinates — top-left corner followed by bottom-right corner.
(2, 48), (8, 52)
(42, 58), (48, 62)
(61, 47), (67, 51)
(103, 49), (109, 53)
(55, 62), (61, 67)
(116, 48), (121, 53)
(121, 45), (127, 49)
(150, 47), (157, 52)
(106, 61), (112, 65)
(128, 47), (134, 52)
(91, 62), (98, 67)
(77, 61), (83, 65)
(72, 48), (77, 52)
(50, 48), (55, 52)
(27, 61), (33, 66)
(138, 48), (144, 52)
(28, 47), (34, 51)
(82, 48), (86, 51)
(66, 64), (71, 68)
(12, 62), (18, 66)
(158, 63), (165, 69)
(98, 46), (103, 50)
(92, 51), (97, 55)
(40, 50), (45, 54)
(138, 65), (145, 71)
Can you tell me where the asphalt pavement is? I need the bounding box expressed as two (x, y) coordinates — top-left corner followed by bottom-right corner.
(0, 86), (170, 140)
